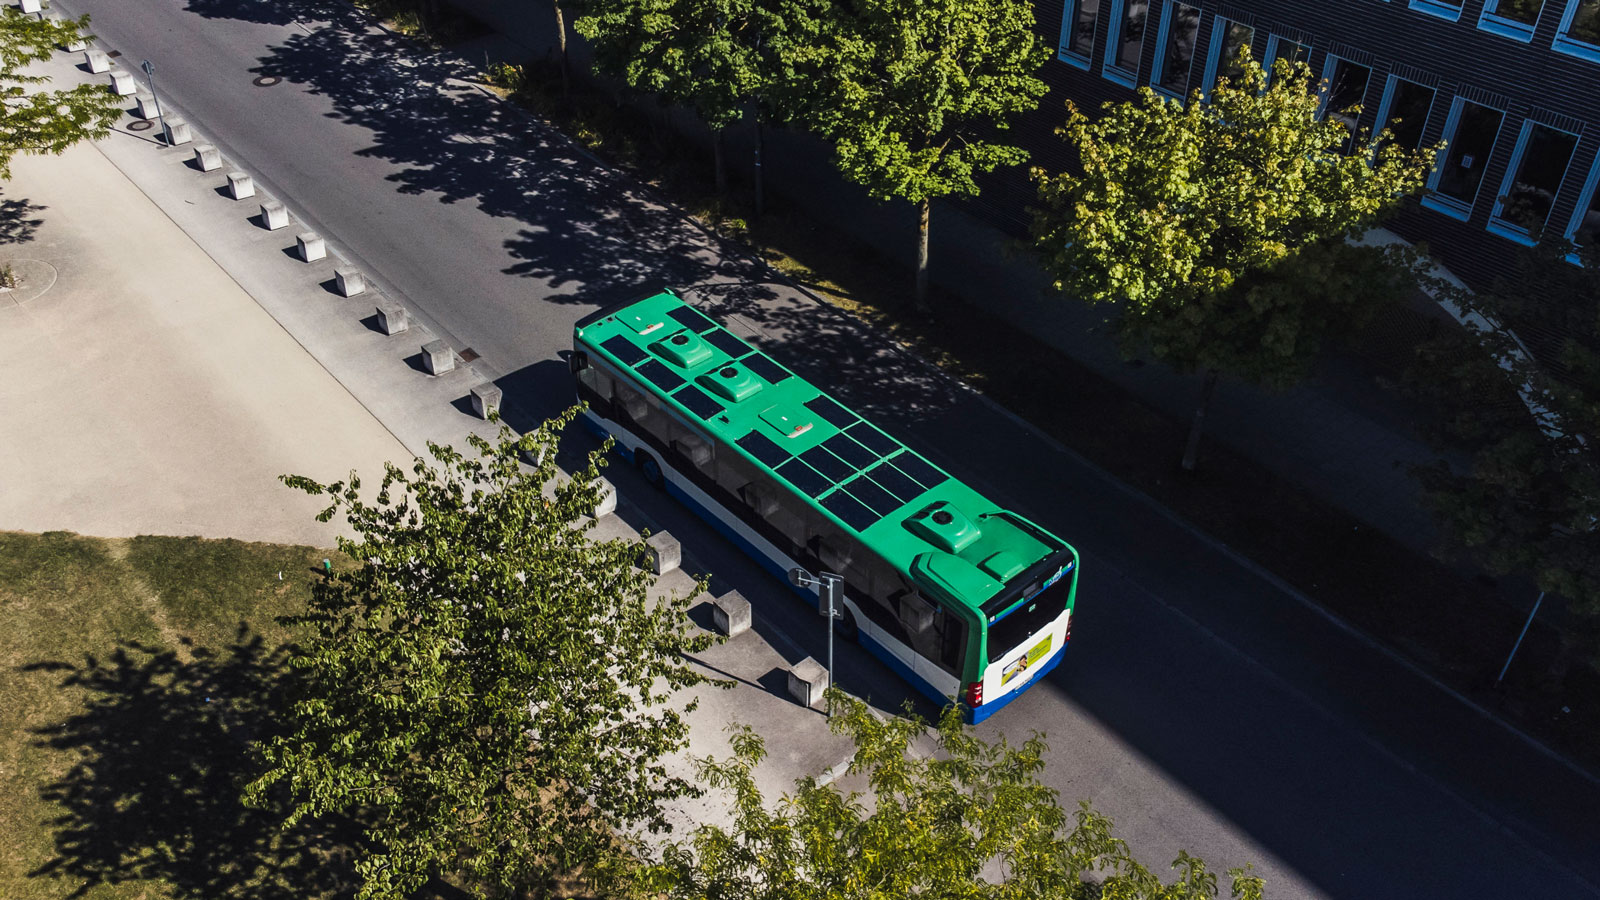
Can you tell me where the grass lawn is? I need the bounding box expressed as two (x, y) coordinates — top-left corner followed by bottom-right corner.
(0, 531), (343, 900)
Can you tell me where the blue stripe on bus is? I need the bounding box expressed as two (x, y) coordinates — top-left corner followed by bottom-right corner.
(970, 646), (1066, 723)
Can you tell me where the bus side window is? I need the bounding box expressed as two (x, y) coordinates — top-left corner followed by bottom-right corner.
(577, 361), (616, 413)
(909, 606), (965, 677)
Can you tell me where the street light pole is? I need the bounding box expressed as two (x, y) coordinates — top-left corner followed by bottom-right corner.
(1497, 591), (1546, 683)
(789, 566), (843, 716)
(140, 60), (165, 131)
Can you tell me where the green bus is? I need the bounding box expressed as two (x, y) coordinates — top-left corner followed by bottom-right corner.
(571, 290), (1079, 721)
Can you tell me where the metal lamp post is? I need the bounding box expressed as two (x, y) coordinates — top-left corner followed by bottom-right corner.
(789, 566), (843, 716)
(140, 60), (165, 130)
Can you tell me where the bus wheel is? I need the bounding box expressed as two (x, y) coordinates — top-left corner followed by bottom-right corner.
(637, 452), (665, 490)
(835, 607), (859, 642)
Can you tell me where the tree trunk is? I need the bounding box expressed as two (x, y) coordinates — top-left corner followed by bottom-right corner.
(1181, 369), (1220, 472)
(553, 1), (569, 98)
(713, 127), (727, 196)
(753, 114), (765, 219)
(914, 198), (931, 312)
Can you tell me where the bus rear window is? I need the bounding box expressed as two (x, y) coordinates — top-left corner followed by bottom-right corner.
(986, 588), (1068, 663)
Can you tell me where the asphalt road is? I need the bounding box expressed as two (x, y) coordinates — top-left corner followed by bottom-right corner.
(57, 1), (1600, 896)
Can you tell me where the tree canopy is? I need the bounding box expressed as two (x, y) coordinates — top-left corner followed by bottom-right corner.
(0, 10), (121, 179)
(636, 695), (1264, 899)
(245, 411), (720, 899)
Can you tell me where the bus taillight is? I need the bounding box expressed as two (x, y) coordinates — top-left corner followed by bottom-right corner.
(963, 681), (983, 708)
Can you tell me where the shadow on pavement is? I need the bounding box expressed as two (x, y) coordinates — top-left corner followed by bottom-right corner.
(0, 192), (46, 246)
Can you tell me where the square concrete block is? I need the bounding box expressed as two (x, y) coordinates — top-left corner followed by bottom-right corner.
(108, 69), (136, 96)
(588, 477), (616, 518)
(421, 340), (455, 375)
(788, 657), (828, 708)
(135, 93), (160, 119)
(20, 0), (41, 12)
(334, 267), (365, 296)
(162, 117), (192, 145)
(296, 231), (326, 262)
(712, 590), (751, 637)
(65, 36), (87, 52)
(193, 144), (221, 171)
(469, 381), (501, 419)
(645, 531), (680, 575)
(259, 200), (288, 230)
(85, 50), (109, 74)
(376, 302), (408, 335)
(227, 171), (254, 200)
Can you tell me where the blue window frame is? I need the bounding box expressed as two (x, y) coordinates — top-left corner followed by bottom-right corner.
(1319, 56), (1373, 133)
(1263, 34), (1310, 82)
(1150, 1), (1201, 98)
(1371, 75), (1437, 152)
(1565, 155), (1600, 261)
(1058, 0), (1102, 70)
(1101, 0), (1150, 87)
(1554, 0), (1600, 61)
(1423, 98), (1506, 221)
(1200, 19), (1255, 94)
(1410, 0), (1465, 21)
(1478, 0), (1546, 40)
(1487, 120), (1579, 244)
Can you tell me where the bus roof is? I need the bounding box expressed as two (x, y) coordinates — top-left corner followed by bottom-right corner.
(575, 290), (1069, 616)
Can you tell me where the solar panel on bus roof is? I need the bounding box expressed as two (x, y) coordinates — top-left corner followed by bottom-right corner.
(801, 445), (853, 482)
(742, 354), (792, 384)
(844, 475), (900, 518)
(847, 421), (900, 456)
(824, 433), (877, 469)
(674, 384), (725, 420)
(737, 431), (789, 468)
(892, 452), (948, 490)
(668, 306), (717, 333)
(602, 335), (648, 366)
(704, 329), (750, 358)
(867, 460), (924, 503)
(805, 395), (857, 428)
(776, 458), (831, 498)
(636, 359), (686, 392)
(821, 489), (879, 531)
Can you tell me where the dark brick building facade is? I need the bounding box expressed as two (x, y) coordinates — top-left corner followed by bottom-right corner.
(974, 0), (1600, 296)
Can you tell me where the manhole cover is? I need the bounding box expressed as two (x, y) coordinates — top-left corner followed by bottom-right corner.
(252, 75), (282, 87)
(127, 119), (154, 131)
(0, 259), (59, 308)
(458, 347), (480, 363)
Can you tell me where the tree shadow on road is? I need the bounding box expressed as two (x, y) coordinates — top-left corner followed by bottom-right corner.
(0, 192), (46, 246)
(25, 626), (354, 900)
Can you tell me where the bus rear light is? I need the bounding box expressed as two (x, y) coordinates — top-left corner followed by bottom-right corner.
(963, 681), (983, 708)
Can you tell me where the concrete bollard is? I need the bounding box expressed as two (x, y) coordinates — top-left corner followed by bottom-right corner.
(788, 657), (828, 708)
(259, 200), (288, 230)
(712, 590), (752, 637)
(645, 532), (681, 575)
(376, 302), (408, 335)
(421, 340), (455, 375)
(20, 0), (41, 12)
(193, 144), (221, 171)
(85, 51), (109, 74)
(162, 117), (192, 145)
(66, 35), (88, 52)
(135, 93), (160, 119)
(588, 477), (617, 518)
(296, 232), (326, 262)
(469, 381), (501, 419)
(334, 267), (365, 296)
(226, 171), (255, 200)
(108, 70), (136, 96)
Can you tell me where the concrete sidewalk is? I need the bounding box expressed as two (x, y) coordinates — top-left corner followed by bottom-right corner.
(0, 143), (409, 547)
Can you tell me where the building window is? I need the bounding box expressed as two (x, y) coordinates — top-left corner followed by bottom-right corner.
(1151, 1), (1201, 97)
(1320, 57), (1373, 141)
(1263, 34), (1310, 82)
(1478, 0), (1546, 40)
(1373, 76), (1437, 151)
(1102, 0), (1149, 87)
(1566, 156), (1600, 259)
(1410, 0), (1466, 22)
(1488, 121), (1579, 243)
(1201, 19), (1255, 93)
(1424, 98), (1505, 220)
(1058, 0), (1101, 69)
(1554, 0), (1600, 61)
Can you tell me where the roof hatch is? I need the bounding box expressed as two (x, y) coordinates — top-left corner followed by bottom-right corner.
(905, 501), (981, 554)
(622, 308), (667, 335)
(759, 403), (813, 440)
(653, 330), (714, 368)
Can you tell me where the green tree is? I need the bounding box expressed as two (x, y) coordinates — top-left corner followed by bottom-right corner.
(1409, 239), (1600, 671)
(634, 694), (1264, 899)
(1031, 52), (1435, 469)
(0, 10), (120, 179)
(576, 0), (768, 195)
(244, 410), (721, 900)
(786, 0), (1048, 309)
